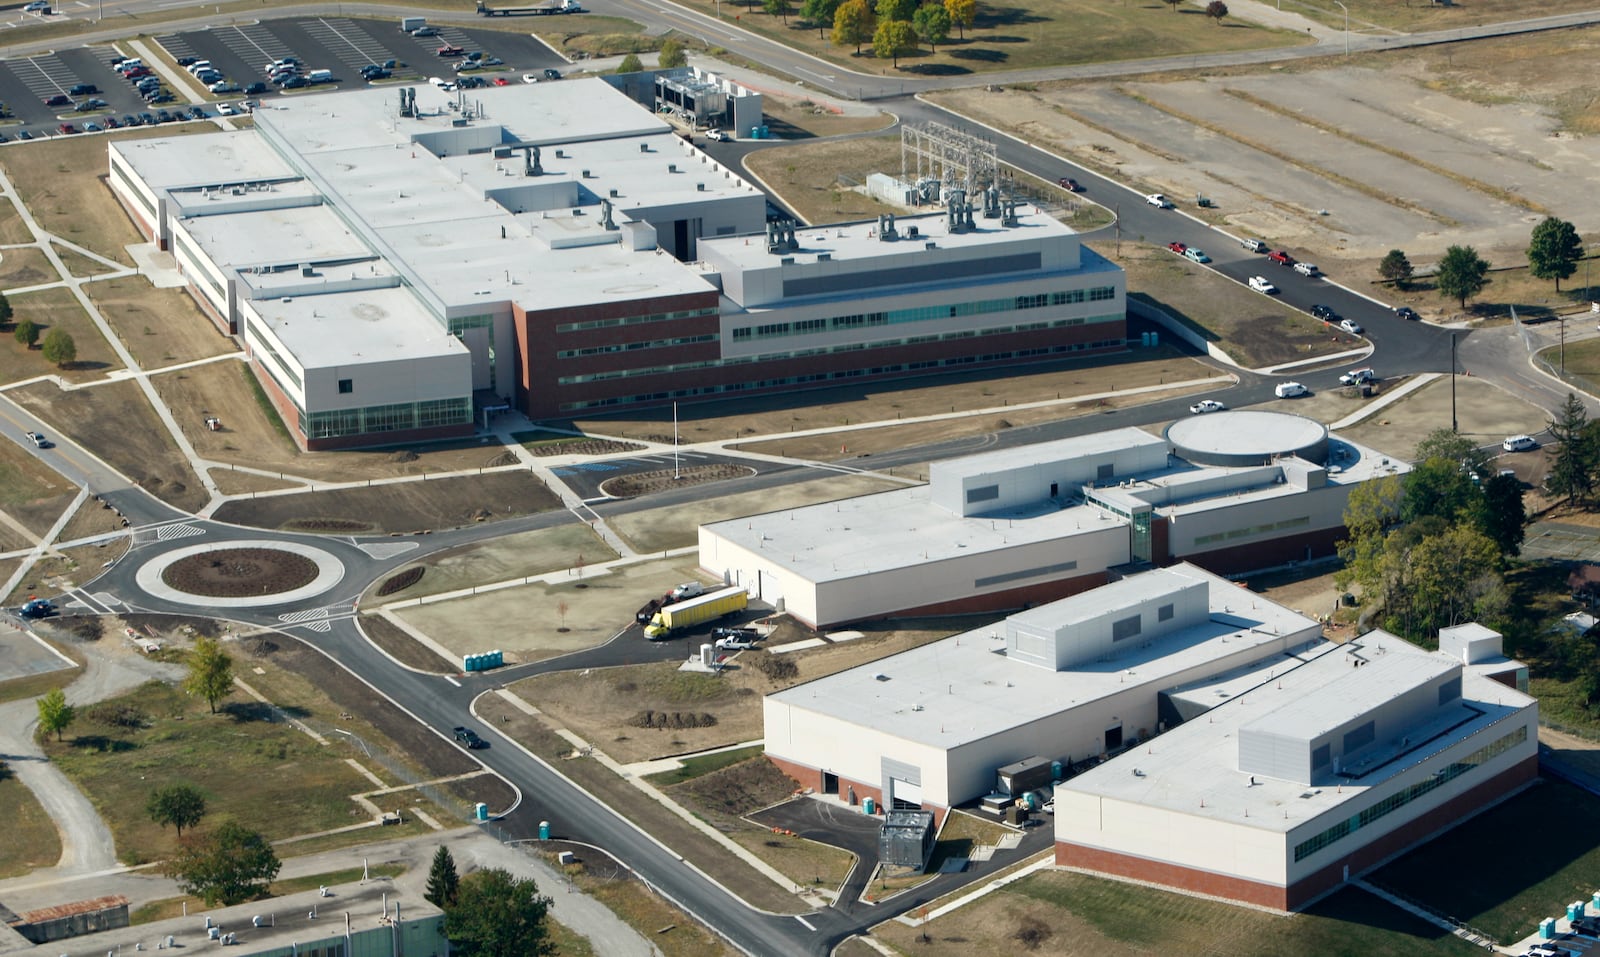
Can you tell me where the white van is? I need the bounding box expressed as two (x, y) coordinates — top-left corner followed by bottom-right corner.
(1275, 381), (1308, 399)
(307, 69), (334, 83)
(186, 60), (212, 75)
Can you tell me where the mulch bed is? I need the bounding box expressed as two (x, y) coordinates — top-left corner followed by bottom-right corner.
(599, 463), (755, 498)
(161, 548), (317, 598)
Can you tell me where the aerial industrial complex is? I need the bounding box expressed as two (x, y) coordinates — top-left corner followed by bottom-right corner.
(107, 78), (1123, 449)
(701, 411), (1409, 628)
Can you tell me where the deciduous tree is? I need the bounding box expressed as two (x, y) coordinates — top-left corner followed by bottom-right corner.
(1379, 249), (1413, 288)
(184, 635), (235, 714)
(36, 688), (73, 742)
(832, 0), (872, 53)
(40, 328), (74, 366)
(872, 18), (918, 66)
(875, 0), (915, 22)
(1205, 0), (1228, 23)
(0, 291), (12, 327)
(147, 784), (207, 837)
(1413, 427), (1490, 479)
(615, 53), (643, 73)
(1477, 473), (1527, 557)
(1162, 0), (1183, 10)
(163, 823), (280, 906)
(1527, 215), (1583, 292)
(1335, 472), (1405, 596)
(13, 318), (37, 348)
(1436, 244), (1490, 310)
(944, 0), (975, 37)
(801, 0), (842, 36)
(763, 0), (793, 22)
(444, 869), (555, 957)
(912, 3), (951, 50)
(425, 845), (460, 908)
(656, 38), (687, 68)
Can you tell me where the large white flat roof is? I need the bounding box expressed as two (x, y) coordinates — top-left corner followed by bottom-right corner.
(703, 483), (1122, 584)
(111, 130), (297, 189)
(1059, 634), (1535, 834)
(252, 286), (466, 368)
(767, 563), (1320, 749)
(934, 428), (1166, 483)
(179, 205), (374, 270)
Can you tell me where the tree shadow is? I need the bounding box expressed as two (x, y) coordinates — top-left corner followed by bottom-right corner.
(977, 34), (1028, 43)
(976, 5), (1047, 26)
(760, 116), (813, 140)
(949, 47), (1008, 62)
(904, 62), (973, 75)
(71, 734), (135, 753)
(60, 360), (112, 373)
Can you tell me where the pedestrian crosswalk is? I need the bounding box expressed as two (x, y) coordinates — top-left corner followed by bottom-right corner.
(154, 523), (206, 542)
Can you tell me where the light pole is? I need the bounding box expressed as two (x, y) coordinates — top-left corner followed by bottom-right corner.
(1334, 0), (1349, 55)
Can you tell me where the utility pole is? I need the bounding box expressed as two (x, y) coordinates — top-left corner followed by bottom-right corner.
(1335, 0), (1349, 55)
(1450, 332), (1458, 433)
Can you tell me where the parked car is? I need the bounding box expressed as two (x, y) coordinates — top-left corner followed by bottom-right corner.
(1241, 237), (1268, 253)
(1502, 435), (1537, 452)
(1248, 275), (1277, 294)
(437, 44), (465, 57)
(1394, 306), (1419, 321)
(1184, 247), (1210, 263)
(452, 726), (488, 749)
(1267, 249), (1295, 266)
(216, 102), (236, 116)
(1275, 381), (1308, 398)
(1293, 261), (1320, 277)
(1338, 318), (1364, 335)
(669, 581), (705, 600)
(138, 112), (155, 125)
(491, 76), (510, 85)
(24, 0), (52, 11)
(1189, 399), (1226, 415)
(543, 67), (561, 80)
(188, 105), (208, 119)
(102, 116), (120, 129)
(1310, 304), (1338, 321)
(1339, 368), (1377, 386)
(281, 76), (308, 89)
(715, 634), (759, 651)
(19, 598), (54, 619)
(1145, 193), (1173, 208)
(82, 121), (100, 131)
(16, 130), (31, 140)
(25, 430), (50, 448)
(56, 123), (77, 134)
(1057, 176), (1081, 191)
(411, 25), (440, 36)
(1166, 241), (1187, 254)
(68, 83), (98, 95)
(244, 82), (269, 95)
(43, 93), (70, 107)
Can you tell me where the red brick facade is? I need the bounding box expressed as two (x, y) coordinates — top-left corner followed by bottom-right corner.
(1056, 754), (1539, 911)
(763, 753), (951, 828)
(1179, 526), (1347, 577)
(243, 356), (471, 452)
(867, 568), (1112, 626)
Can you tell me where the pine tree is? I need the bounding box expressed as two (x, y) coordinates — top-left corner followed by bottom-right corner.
(425, 845), (460, 907)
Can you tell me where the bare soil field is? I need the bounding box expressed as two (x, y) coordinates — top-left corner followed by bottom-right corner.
(396, 556), (693, 662)
(931, 31), (1600, 268)
(0, 246), (57, 290)
(365, 524), (615, 603)
(359, 614), (457, 674)
(151, 361), (523, 483)
(579, 348), (1216, 444)
(162, 547), (316, 597)
(208, 468), (304, 495)
(0, 124), (213, 265)
(759, 95), (894, 140)
(0, 286), (122, 384)
(56, 494), (132, 545)
(607, 473), (902, 554)
(1338, 376), (1548, 463)
(86, 277), (237, 369)
(0, 206), (34, 245)
(211, 470), (561, 534)
(11, 379), (207, 513)
(515, 615), (968, 764)
(1290, 0), (1600, 33)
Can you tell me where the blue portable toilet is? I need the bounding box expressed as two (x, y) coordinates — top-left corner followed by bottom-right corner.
(474, 802), (488, 822)
(539, 820), (551, 840)
(863, 796), (876, 815)
(1149, 331), (1160, 347)
(1593, 890), (1600, 912)
(1569, 903), (1581, 923)
(1541, 917), (1557, 939)
(1051, 761), (1064, 781)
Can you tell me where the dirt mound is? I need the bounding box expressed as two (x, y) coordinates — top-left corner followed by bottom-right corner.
(628, 710), (718, 730)
(600, 463), (756, 498)
(284, 518), (374, 533)
(389, 450), (419, 463)
(668, 756), (801, 820)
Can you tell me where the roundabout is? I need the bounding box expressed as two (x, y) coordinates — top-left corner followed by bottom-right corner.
(134, 539), (346, 608)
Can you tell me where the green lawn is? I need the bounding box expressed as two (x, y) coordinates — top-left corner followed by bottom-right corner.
(42, 680), (379, 866)
(672, 0), (1306, 76)
(1371, 778), (1599, 943)
(643, 745), (766, 787)
(0, 769), (60, 878)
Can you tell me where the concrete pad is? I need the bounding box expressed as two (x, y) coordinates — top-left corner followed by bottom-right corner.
(0, 627), (74, 681)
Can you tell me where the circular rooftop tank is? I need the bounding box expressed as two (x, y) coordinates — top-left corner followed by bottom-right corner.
(1165, 410), (1329, 467)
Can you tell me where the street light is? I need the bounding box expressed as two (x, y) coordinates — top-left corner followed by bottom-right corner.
(1334, 0), (1349, 56)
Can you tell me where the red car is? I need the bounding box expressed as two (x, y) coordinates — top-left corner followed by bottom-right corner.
(1058, 177), (1082, 192)
(1267, 250), (1295, 266)
(1167, 241), (1187, 254)
(57, 123), (78, 134)
(492, 77), (510, 86)
(437, 45), (464, 57)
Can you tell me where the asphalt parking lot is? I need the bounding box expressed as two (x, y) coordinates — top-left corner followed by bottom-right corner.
(154, 17), (564, 100)
(0, 17), (566, 140)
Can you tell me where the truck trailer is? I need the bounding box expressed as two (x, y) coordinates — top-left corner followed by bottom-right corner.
(643, 585), (747, 640)
(476, 0), (581, 14)
(400, 15), (426, 31)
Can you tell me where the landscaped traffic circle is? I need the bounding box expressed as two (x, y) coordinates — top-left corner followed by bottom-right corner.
(136, 540), (345, 608)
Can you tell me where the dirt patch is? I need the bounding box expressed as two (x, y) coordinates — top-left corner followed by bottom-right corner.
(11, 379), (206, 513)
(514, 430), (647, 456)
(161, 547), (317, 598)
(211, 471), (561, 534)
(0, 246), (56, 289)
(87, 277), (237, 369)
(1337, 375), (1549, 462)
(364, 524), (614, 605)
(359, 615), (457, 675)
(0, 438), (76, 541)
(669, 756), (802, 823)
(744, 134), (902, 226)
(378, 567), (425, 597)
(207, 468), (305, 495)
(600, 463), (756, 498)
(759, 94), (893, 139)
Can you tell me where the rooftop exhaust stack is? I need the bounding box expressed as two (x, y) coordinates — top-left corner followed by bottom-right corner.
(766, 220), (798, 254)
(983, 184), (1000, 219)
(600, 198), (618, 231)
(877, 213), (898, 242)
(523, 145), (542, 177)
(1002, 195), (1019, 228)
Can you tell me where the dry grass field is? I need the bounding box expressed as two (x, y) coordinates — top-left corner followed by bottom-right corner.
(744, 134), (902, 226)
(87, 277), (237, 369)
(11, 379), (206, 512)
(0, 438), (75, 543)
(367, 524), (616, 603)
(0, 286), (121, 384)
(212, 470), (561, 534)
(0, 246), (57, 290)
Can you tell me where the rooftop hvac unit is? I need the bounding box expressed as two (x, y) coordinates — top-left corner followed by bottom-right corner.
(925, 241), (937, 250)
(780, 256), (795, 265)
(493, 146), (512, 159)
(696, 183), (705, 191)
(818, 253), (831, 262)
(581, 169), (590, 178)
(639, 142), (649, 153)
(555, 148), (565, 158)
(609, 188), (618, 198)
(668, 163), (676, 173)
